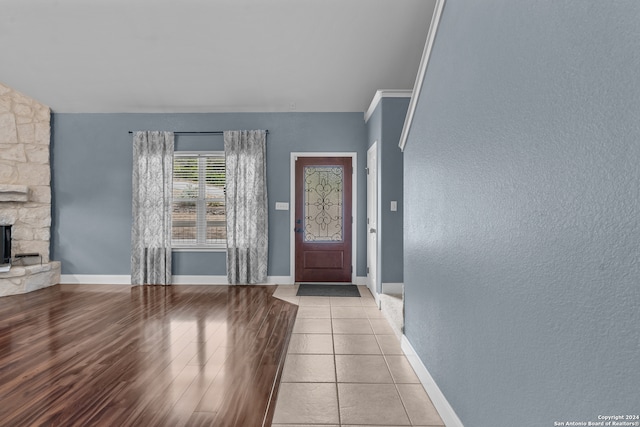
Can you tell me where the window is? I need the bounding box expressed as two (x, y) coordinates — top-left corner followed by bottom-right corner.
(172, 152), (226, 249)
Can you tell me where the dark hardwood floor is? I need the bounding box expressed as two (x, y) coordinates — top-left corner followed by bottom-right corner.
(0, 284), (298, 427)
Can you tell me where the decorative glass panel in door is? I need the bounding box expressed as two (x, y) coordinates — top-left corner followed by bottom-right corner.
(303, 165), (343, 242)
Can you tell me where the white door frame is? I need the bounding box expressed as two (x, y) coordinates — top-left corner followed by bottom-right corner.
(290, 152), (358, 284)
(366, 142), (378, 300)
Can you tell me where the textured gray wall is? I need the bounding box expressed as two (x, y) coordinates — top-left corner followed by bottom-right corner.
(380, 98), (407, 284)
(404, 0), (640, 425)
(51, 113), (367, 277)
(366, 98), (408, 291)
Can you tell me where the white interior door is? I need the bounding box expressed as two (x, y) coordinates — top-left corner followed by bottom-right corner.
(366, 143), (378, 298)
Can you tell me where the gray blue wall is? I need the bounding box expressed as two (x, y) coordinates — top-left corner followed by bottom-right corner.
(404, 0), (640, 425)
(366, 97), (408, 292)
(380, 98), (407, 284)
(51, 113), (367, 277)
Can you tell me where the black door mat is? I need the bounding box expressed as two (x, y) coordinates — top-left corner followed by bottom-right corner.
(296, 284), (360, 297)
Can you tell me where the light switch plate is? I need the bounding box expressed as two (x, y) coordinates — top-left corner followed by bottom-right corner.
(390, 201), (397, 211)
(275, 202), (289, 211)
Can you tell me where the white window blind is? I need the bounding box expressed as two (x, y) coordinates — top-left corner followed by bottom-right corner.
(172, 152), (226, 249)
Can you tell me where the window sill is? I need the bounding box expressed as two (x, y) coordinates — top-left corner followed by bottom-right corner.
(172, 247), (227, 253)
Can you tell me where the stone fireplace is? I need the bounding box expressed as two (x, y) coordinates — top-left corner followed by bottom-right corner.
(0, 82), (60, 296)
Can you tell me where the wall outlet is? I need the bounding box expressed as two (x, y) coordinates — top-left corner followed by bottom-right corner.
(390, 201), (397, 211)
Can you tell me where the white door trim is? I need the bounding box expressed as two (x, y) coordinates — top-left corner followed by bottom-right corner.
(366, 142), (378, 301)
(290, 152), (358, 284)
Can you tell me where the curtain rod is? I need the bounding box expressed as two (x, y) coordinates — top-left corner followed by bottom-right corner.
(128, 130), (268, 135)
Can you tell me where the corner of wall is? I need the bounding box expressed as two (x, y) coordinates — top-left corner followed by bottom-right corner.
(401, 335), (464, 427)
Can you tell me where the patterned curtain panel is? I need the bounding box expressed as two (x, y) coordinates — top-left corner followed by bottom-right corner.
(224, 130), (268, 284)
(131, 131), (174, 285)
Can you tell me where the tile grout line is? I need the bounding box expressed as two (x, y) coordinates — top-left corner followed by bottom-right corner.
(330, 304), (343, 427)
(370, 315), (416, 426)
(372, 317), (446, 427)
(276, 285), (431, 426)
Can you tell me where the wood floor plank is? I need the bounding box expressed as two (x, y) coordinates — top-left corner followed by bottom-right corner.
(0, 284), (297, 427)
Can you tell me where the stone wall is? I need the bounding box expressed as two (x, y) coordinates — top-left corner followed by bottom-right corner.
(0, 82), (52, 262)
(0, 82), (59, 296)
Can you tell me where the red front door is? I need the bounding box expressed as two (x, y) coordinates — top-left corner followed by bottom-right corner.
(295, 157), (352, 282)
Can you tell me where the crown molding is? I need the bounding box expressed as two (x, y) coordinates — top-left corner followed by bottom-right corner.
(399, 0), (446, 151)
(364, 90), (413, 123)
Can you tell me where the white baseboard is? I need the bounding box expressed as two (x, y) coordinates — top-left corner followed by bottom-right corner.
(355, 276), (367, 286)
(382, 282), (404, 295)
(60, 274), (294, 286)
(266, 276), (293, 285)
(60, 275), (132, 285)
(174, 275), (292, 285)
(172, 275), (227, 285)
(401, 335), (464, 427)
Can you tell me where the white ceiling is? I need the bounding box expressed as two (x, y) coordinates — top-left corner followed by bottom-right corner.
(0, 0), (435, 113)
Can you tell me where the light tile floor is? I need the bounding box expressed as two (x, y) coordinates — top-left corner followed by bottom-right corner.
(271, 284), (444, 427)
